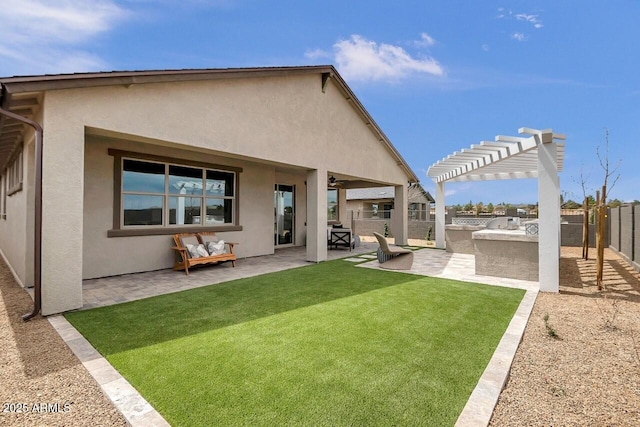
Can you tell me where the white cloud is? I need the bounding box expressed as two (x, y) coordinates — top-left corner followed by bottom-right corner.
(515, 13), (543, 29)
(511, 32), (527, 42)
(304, 49), (330, 60)
(497, 9), (543, 29)
(0, 0), (127, 75)
(333, 35), (444, 83)
(414, 32), (436, 48)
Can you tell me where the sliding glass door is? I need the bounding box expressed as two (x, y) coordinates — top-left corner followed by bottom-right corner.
(274, 184), (295, 246)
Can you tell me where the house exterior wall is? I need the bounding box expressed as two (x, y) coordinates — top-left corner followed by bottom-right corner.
(41, 93), (85, 314)
(0, 138), (31, 286)
(82, 136), (277, 279)
(21, 72), (412, 314)
(61, 74), (408, 185)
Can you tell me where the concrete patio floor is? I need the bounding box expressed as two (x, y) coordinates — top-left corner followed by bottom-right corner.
(82, 243), (539, 310)
(81, 242), (380, 309)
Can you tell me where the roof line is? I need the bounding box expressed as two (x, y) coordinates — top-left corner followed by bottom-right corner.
(0, 65), (335, 93)
(0, 65), (419, 183)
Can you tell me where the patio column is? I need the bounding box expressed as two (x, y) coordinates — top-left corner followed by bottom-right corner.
(435, 181), (445, 249)
(537, 132), (560, 292)
(306, 169), (327, 262)
(338, 187), (347, 224)
(394, 184), (408, 245)
(41, 110), (84, 315)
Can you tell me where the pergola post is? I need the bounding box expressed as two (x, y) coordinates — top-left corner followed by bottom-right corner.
(537, 132), (560, 292)
(435, 181), (445, 249)
(427, 127), (565, 291)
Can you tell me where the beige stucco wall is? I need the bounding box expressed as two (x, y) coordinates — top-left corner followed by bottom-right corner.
(35, 72), (412, 313)
(0, 137), (31, 286)
(50, 74), (408, 185)
(83, 136), (276, 279)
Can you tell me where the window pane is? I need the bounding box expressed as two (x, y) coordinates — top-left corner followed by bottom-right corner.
(123, 195), (163, 226)
(327, 188), (338, 221)
(206, 170), (234, 196)
(169, 197), (202, 225)
(123, 160), (165, 193)
(169, 165), (203, 195)
(205, 198), (233, 224)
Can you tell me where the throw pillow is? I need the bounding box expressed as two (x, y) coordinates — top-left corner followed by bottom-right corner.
(196, 244), (209, 257)
(185, 243), (201, 259)
(207, 240), (226, 255)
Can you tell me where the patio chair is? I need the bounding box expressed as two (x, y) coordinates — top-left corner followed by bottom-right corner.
(327, 226), (355, 250)
(373, 232), (414, 270)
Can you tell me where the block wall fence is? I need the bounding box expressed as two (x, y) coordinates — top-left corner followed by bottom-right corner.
(608, 204), (640, 272)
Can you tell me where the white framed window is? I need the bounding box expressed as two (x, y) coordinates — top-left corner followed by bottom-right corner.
(6, 147), (23, 196)
(108, 149), (242, 237)
(0, 172), (6, 219)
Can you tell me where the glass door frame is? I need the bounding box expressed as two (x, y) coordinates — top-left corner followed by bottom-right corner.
(274, 184), (295, 248)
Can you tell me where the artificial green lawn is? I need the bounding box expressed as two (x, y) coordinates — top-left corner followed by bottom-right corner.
(65, 259), (524, 427)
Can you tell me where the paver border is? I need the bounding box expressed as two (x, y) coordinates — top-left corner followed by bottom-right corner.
(48, 315), (170, 427)
(454, 289), (538, 426)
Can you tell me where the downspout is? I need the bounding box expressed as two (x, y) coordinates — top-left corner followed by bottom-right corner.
(0, 98), (43, 321)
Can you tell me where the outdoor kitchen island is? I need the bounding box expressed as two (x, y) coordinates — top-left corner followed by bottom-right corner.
(472, 228), (539, 281)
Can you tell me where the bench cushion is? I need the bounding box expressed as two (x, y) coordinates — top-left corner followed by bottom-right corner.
(186, 243), (208, 258)
(206, 240), (226, 255)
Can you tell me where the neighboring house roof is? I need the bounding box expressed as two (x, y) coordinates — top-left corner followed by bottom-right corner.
(0, 66), (418, 182)
(347, 183), (434, 203)
(347, 186), (396, 201)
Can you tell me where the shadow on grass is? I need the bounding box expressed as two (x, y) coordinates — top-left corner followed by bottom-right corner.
(65, 260), (420, 355)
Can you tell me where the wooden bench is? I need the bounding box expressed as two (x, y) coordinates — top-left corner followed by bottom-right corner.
(172, 231), (238, 275)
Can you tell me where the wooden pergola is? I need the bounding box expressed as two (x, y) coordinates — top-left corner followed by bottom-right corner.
(427, 127), (565, 292)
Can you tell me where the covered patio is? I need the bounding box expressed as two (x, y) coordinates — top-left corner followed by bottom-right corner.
(427, 127), (565, 292)
(78, 242), (538, 310)
(81, 243), (378, 309)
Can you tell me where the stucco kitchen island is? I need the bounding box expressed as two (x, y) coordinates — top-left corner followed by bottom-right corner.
(472, 228), (539, 281)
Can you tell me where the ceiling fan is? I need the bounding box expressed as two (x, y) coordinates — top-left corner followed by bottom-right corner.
(328, 175), (345, 187)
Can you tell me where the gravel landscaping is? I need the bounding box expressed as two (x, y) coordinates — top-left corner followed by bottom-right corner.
(491, 247), (640, 425)
(0, 261), (126, 427)
(1, 245), (638, 426)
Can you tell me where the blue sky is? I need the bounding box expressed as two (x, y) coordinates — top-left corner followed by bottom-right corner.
(1, 0), (638, 205)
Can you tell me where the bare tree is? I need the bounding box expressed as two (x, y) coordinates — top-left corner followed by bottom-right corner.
(574, 165), (592, 260)
(595, 128), (621, 290)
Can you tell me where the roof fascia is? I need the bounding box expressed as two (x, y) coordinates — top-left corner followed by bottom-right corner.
(1, 65), (419, 183)
(0, 66), (335, 94)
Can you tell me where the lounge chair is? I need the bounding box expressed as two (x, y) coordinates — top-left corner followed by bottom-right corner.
(373, 232), (414, 270)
